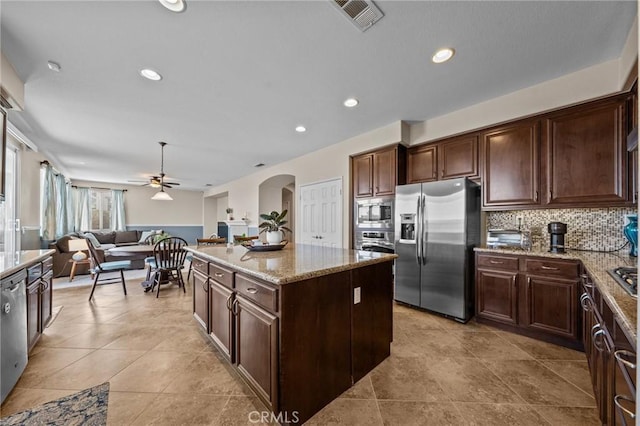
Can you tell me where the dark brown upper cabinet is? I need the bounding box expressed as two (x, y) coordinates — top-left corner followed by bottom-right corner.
(482, 120), (541, 209)
(544, 96), (627, 206)
(407, 135), (478, 184)
(407, 145), (437, 183)
(439, 135), (479, 180)
(352, 145), (406, 198)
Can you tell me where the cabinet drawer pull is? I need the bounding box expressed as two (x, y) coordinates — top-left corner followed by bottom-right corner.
(540, 265), (559, 271)
(614, 350), (637, 370)
(214, 272), (224, 278)
(245, 287), (258, 294)
(592, 326), (605, 352)
(580, 293), (592, 311)
(614, 395), (636, 419)
(489, 260), (504, 265)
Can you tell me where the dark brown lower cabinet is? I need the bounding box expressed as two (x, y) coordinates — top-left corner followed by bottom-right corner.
(192, 270), (209, 332)
(523, 275), (578, 340)
(209, 280), (233, 361)
(476, 269), (518, 325)
(26, 281), (40, 351)
(581, 273), (637, 425)
(235, 295), (278, 410)
(26, 257), (53, 352)
(475, 253), (580, 349)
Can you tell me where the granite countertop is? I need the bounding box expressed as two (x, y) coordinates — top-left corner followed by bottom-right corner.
(475, 246), (637, 348)
(186, 243), (397, 285)
(0, 249), (56, 278)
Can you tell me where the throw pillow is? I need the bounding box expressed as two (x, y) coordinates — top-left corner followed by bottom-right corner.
(84, 233), (101, 249)
(138, 230), (155, 244)
(115, 230), (139, 244)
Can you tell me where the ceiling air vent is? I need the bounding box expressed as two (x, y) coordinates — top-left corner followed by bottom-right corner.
(330, 0), (383, 32)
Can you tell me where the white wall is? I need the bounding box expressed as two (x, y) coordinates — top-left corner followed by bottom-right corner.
(410, 20), (638, 144)
(203, 196), (218, 237)
(71, 180), (203, 226)
(205, 121), (406, 248)
(17, 143), (46, 227)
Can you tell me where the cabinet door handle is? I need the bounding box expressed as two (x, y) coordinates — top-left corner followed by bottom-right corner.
(634, 192), (638, 204)
(202, 281), (209, 292)
(245, 287), (258, 294)
(614, 395), (636, 419)
(512, 276), (516, 287)
(614, 350), (637, 370)
(534, 191), (539, 202)
(214, 272), (224, 278)
(441, 169), (444, 178)
(226, 295), (233, 311)
(232, 299), (239, 316)
(540, 265), (559, 271)
(527, 276), (531, 288)
(489, 260), (504, 265)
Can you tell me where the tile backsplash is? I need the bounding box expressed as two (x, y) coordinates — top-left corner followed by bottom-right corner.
(486, 207), (637, 251)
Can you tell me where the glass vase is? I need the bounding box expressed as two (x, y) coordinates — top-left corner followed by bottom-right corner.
(623, 214), (638, 257)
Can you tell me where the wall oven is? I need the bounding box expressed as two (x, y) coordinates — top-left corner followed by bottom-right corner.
(355, 230), (395, 253)
(355, 198), (394, 229)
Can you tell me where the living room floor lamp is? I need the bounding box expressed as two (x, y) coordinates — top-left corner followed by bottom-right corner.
(68, 239), (89, 261)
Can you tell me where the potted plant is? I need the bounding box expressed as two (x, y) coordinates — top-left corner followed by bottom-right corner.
(226, 207), (233, 221)
(152, 231), (171, 244)
(259, 210), (291, 244)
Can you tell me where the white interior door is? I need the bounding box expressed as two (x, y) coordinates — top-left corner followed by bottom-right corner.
(299, 178), (342, 248)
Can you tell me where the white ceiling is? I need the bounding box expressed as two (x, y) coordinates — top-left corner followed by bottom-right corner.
(1, 0), (636, 191)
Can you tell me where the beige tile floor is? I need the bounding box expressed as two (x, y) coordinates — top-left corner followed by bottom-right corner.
(0, 273), (599, 425)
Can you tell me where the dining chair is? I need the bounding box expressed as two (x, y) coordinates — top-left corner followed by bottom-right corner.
(146, 237), (189, 298)
(85, 238), (132, 301)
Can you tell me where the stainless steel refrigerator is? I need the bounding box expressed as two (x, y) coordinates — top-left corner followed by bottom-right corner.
(394, 178), (480, 322)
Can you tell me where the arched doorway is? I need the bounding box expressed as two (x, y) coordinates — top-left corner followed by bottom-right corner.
(258, 175), (295, 242)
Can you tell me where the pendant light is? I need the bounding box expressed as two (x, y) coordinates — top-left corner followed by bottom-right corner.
(151, 142), (173, 201)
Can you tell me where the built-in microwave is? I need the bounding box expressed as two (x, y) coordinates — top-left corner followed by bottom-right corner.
(355, 198), (394, 229)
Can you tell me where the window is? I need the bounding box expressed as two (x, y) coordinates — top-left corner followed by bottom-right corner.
(90, 189), (112, 231)
(1, 145), (18, 253)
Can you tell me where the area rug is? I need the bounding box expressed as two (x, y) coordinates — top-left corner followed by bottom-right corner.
(46, 305), (64, 328)
(0, 382), (109, 426)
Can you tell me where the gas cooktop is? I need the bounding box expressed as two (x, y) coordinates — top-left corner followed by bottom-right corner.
(607, 267), (637, 298)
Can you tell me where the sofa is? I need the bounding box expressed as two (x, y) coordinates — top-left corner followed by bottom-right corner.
(49, 230), (155, 278)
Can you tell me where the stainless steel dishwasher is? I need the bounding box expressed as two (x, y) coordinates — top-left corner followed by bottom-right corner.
(1, 268), (28, 403)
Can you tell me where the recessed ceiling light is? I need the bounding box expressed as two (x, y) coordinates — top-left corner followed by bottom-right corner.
(159, 0), (185, 12)
(47, 61), (61, 72)
(140, 68), (162, 81)
(295, 126), (307, 133)
(432, 48), (455, 64)
(344, 98), (359, 108)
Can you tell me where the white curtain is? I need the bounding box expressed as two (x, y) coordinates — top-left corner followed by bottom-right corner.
(40, 164), (56, 240)
(54, 173), (71, 237)
(111, 189), (126, 231)
(72, 187), (90, 232)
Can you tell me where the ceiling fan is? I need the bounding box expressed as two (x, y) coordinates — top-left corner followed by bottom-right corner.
(129, 142), (181, 189)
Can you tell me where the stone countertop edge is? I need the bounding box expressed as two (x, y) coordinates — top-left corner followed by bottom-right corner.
(475, 247), (637, 349)
(0, 249), (56, 279)
(185, 245), (397, 285)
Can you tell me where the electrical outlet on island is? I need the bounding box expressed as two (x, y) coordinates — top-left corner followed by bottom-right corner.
(515, 216), (524, 230)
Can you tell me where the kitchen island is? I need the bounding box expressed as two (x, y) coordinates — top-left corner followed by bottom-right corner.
(185, 243), (396, 424)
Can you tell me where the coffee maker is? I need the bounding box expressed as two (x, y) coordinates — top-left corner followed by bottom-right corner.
(548, 222), (567, 253)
